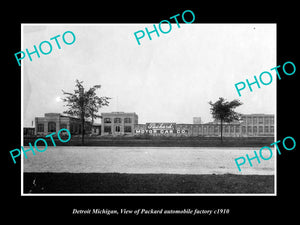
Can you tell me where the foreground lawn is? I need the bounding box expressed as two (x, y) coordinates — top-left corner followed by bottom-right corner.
(24, 136), (274, 147)
(24, 173), (274, 194)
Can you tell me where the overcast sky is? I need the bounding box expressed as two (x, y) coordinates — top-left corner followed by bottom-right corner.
(22, 23), (276, 126)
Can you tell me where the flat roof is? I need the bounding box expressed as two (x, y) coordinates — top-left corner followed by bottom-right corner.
(101, 112), (138, 115)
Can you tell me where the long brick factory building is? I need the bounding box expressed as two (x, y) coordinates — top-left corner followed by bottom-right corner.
(32, 112), (274, 137)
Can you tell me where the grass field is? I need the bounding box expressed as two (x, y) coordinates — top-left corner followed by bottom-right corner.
(24, 136), (274, 147)
(23, 172), (274, 194)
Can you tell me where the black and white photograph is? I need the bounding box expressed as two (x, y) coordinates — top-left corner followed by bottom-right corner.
(4, 4), (298, 221)
(21, 23), (276, 195)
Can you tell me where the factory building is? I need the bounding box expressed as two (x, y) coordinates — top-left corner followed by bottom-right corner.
(101, 112), (274, 137)
(35, 113), (92, 136)
(101, 112), (138, 136)
(33, 112), (274, 137)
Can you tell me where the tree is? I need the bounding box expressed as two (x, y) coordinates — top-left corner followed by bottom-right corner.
(208, 97), (243, 141)
(62, 80), (111, 145)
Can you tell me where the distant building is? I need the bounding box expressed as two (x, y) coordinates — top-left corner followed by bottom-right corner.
(193, 117), (202, 124)
(91, 123), (101, 135)
(33, 112), (274, 138)
(101, 112), (138, 136)
(239, 114), (275, 136)
(24, 127), (35, 136)
(35, 113), (92, 136)
(129, 113), (274, 137)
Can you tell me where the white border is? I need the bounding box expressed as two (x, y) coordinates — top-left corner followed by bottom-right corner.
(20, 23), (277, 197)
(21, 23), (24, 196)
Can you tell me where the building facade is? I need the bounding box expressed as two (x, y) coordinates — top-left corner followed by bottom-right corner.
(239, 114), (274, 137)
(100, 112), (274, 137)
(133, 114), (274, 137)
(24, 127), (35, 136)
(34, 112), (274, 137)
(35, 113), (92, 136)
(101, 112), (138, 136)
(91, 123), (101, 135)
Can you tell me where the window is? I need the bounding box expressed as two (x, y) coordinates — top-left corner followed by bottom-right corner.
(48, 122), (56, 132)
(225, 126), (229, 133)
(241, 116), (246, 123)
(265, 126), (269, 133)
(104, 126), (111, 133)
(253, 117), (257, 124)
(270, 117), (274, 124)
(259, 126), (263, 133)
(193, 127), (197, 134)
(198, 126), (202, 133)
(265, 117), (269, 124)
(104, 118), (111, 123)
(124, 118), (132, 123)
(235, 126), (240, 133)
(230, 126), (234, 133)
(248, 117), (252, 124)
(259, 117), (263, 124)
(214, 126), (218, 133)
(114, 118), (122, 123)
(270, 126), (274, 132)
(115, 125), (121, 132)
(247, 126), (252, 133)
(37, 124), (44, 132)
(124, 126), (132, 133)
(242, 126), (246, 133)
(60, 123), (67, 129)
(70, 124), (74, 133)
(253, 126), (257, 133)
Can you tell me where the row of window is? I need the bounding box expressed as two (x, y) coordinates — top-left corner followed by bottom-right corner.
(38, 123), (274, 134)
(242, 117), (274, 124)
(241, 126), (274, 133)
(133, 125), (274, 134)
(104, 117), (132, 124)
(37, 122), (63, 132)
(104, 125), (132, 133)
(37, 122), (81, 133)
(195, 126), (239, 133)
(203, 126), (274, 133)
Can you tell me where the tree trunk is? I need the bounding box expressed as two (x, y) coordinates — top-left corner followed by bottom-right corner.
(81, 114), (85, 145)
(79, 87), (85, 145)
(220, 119), (223, 142)
(91, 109), (94, 126)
